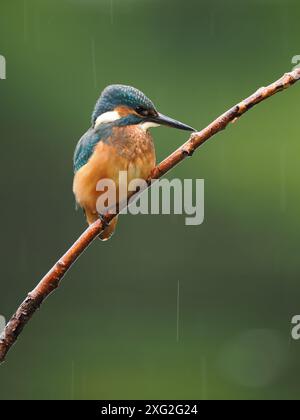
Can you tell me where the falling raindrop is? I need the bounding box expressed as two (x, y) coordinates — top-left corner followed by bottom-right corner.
(110, 0), (114, 25)
(210, 9), (216, 38)
(279, 3), (289, 53)
(34, 3), (41, 51)
(23, 0), (28, 42)
(200, 356), (208, 400)
(91, 38), (98, 89)
(176, 280), (180, 342)
(71, 360), (75, 400)
(279, 145), (287, 213)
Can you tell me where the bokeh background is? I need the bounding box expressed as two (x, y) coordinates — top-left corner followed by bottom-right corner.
(0, 0), (300, 400)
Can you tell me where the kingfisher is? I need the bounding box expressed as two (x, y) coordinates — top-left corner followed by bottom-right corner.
(73, 85), (195, 240)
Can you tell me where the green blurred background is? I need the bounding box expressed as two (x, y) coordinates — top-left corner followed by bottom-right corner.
(0, 0), (300, 400)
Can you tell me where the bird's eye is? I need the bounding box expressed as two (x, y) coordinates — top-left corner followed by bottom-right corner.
(135, 106), (149, 116)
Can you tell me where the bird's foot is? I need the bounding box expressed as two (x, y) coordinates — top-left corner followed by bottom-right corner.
(98, 213), (110, 229)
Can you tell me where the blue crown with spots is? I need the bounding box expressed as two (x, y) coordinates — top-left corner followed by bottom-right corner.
(92, 85), (156, 125)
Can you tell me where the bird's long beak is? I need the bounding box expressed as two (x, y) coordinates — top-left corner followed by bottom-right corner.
(150, 113), (196, 132)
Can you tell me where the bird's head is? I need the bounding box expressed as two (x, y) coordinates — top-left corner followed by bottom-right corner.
(91, 84), (195, 132)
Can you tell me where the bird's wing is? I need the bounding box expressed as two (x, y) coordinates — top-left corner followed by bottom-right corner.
(73, 124), (115, 173)
(73, 127), (102, 173)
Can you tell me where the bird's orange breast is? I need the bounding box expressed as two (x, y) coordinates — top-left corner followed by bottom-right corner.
(73, 125), (156, 222)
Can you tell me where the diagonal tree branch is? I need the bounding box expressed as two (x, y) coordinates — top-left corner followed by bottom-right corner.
(1, 69), (300, 363)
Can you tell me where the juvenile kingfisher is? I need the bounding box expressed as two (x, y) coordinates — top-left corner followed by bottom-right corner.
(73, 85), (195, 240)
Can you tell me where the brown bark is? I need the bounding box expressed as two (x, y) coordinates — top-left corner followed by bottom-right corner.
(1, 69), (300, 363)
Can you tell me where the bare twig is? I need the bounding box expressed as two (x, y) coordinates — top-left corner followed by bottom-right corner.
(1, 69), (300, 363)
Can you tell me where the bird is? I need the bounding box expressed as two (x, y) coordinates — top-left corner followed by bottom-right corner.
(73, 84), (195, 240)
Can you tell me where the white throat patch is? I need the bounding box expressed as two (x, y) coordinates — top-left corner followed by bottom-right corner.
(140, 122), (160, 131)
(95, 110), (121, 128)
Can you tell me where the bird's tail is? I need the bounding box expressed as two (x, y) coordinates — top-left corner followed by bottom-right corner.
(86, 211), (118, 241)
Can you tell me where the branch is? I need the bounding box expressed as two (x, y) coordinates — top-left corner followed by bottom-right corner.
(1, 69), (300, 363)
